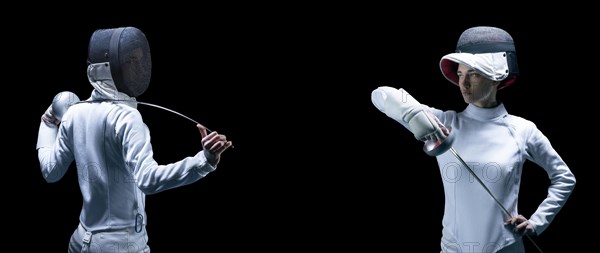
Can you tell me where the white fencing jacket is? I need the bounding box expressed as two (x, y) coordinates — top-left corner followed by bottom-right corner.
(37, 66), (216, 233)
(430, 103), (575, 252)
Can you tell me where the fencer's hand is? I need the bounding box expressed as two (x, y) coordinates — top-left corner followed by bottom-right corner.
(42, 105), (60, 127)
(419, 109), (450, 143)
(197, 124), (233, 167)
(505, 214), (536, 236)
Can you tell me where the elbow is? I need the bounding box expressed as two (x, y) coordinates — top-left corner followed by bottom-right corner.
(40, 165), (64, 183)
(136, 182), (158, 195)
(136, 180), (166, 195)
(568, 170), (576, 188)
(558, 170), (577, 194)
(44, 175), (61, 183)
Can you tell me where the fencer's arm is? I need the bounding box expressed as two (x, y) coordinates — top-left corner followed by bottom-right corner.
(37, 109), (58, 150)
(36, 92), (76, 149)
(119, 111), (218, 195)
(36, 112), (72, 183)
(525, 126), (576, 235)
(371, 86), (447, 142)
(37, 93), (81, 183)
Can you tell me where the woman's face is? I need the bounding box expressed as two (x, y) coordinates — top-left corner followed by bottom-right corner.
(457, 64), (499, 108)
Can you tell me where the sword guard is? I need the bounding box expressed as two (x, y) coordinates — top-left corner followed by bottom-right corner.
(423, 128), (455, 156)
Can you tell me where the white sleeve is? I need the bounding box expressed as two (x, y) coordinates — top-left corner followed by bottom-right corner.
(119, 111), (216, 195)
(525, 125), (576, 234)
(36, 121), (75, 183)
(36, 119), (57, 150)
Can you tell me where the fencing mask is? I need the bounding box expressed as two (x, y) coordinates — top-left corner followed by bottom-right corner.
(88, 27), (151, 97)
(440, 26), (518, 89)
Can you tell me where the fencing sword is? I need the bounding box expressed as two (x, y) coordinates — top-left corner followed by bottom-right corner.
(49, 91), (233, 148)
(423, 129), (543, 253)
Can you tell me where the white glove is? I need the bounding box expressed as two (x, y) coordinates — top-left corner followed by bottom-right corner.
(371, 86), (448, 142)
(41, 105), (60, 126)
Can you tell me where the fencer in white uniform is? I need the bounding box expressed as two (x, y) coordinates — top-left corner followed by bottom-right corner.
(36, 27), (232, 253)
(371, 26), (575, 253)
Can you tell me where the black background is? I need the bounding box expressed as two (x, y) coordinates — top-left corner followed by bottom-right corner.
(10, 7), (595, 252)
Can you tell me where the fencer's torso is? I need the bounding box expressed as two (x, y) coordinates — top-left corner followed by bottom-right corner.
(432, 103), (524, 252)
(430, 102), (575, 253)
(63, 101), (149, 232)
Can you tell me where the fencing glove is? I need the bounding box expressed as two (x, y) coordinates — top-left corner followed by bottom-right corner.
(371, 86), (449, 142)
